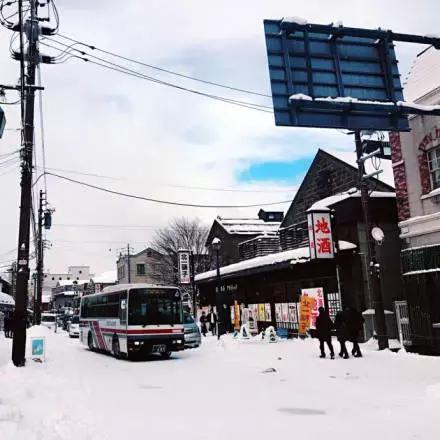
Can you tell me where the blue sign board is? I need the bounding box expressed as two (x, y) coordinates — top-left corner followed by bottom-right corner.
(263, 19), (410, 131)
(31, 337), (45, 361)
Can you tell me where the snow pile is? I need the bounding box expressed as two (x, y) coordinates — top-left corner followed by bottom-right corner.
(1, 333), (440, 439)
(426, 383), (440, 400)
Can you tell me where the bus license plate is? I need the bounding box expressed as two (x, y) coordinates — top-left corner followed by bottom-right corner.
(152, 344), (166, 353)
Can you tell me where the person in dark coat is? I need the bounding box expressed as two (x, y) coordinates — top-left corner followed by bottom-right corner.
(346, 307), (365, 357)
(200, 311), (208, 337)
(315, 307), (334, 359)
(334, 310), (349, 358)
(3, 313), (10, 338)
(207, 308), (217, 336)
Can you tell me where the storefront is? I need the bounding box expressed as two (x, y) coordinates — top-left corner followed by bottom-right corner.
(196, 242), (358, 335)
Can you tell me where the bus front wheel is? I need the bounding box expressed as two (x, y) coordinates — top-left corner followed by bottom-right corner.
(161, 351), (172, 359)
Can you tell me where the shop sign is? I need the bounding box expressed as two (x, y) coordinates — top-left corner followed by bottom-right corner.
(233, 301), (240, 330)
(177, 250), (191, 284)
(302, 287), (325, 328)
(299, 295), (315, 334)
(308, 212), (334, 259)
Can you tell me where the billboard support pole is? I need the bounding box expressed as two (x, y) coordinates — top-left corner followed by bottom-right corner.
(354, 130), (389, 350)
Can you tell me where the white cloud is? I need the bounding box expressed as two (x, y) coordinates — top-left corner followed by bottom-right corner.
(0, 0), (438, 273)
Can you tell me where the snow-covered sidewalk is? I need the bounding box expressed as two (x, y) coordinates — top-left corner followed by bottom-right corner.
(1, 327), (440, 440)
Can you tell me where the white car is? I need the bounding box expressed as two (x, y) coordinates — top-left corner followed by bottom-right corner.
(41, 313), (57, 329)
(68, 315), (80, 338)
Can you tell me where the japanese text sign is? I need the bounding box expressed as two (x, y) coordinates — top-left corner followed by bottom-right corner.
(178, 250), (191, 284)
(308, 212), (334, 259)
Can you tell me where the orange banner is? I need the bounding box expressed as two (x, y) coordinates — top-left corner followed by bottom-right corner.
(299, 295), (316, 334)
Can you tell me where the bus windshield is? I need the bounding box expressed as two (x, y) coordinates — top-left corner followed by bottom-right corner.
(128, 288), (183, 326)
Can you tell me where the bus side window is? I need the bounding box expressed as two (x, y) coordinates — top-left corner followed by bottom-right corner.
(119, 291), (127, 325)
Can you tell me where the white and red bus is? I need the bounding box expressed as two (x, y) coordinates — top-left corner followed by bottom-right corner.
(79, 284), (184, 358)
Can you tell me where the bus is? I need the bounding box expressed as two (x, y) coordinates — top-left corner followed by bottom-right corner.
(79, 284), (184, 359)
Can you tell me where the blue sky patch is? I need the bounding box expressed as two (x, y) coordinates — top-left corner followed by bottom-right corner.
(239, 157), (314, 184)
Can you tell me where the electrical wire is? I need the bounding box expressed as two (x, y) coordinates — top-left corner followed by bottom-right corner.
(39, 40), (273, 114)
(34, 165), (295, 193)
(37, 171), (293, 208)
(56, 33), (271, 99)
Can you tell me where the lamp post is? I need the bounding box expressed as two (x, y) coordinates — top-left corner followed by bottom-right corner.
(212, 237), (223, 339)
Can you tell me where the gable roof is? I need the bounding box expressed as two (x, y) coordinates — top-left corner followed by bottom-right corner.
(281, 149), (394, 228)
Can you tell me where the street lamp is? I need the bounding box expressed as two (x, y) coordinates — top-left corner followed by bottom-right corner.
(212, 237), (223, 339)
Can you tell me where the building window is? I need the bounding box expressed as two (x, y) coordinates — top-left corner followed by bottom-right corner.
(52, 277), (55, 280)
(67, 277), (70, 280)
(59, 277), (62, 280)
(427, 147), (440, 190)
(136, 264), (146, 276)
(79, 270), (82, 274)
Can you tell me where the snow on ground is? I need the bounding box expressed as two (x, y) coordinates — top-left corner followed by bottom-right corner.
(1, 328), (440, 440)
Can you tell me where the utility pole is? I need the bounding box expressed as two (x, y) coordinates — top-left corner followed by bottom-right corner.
(354, 130), (389, 350)
(12, 0), (39, 367)
(34, 190), (45, 325)
(189, 251), (197, 319)
(127, 243), (131, 283)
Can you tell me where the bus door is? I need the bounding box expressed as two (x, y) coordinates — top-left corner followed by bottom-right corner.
(119, 291), (128, 328)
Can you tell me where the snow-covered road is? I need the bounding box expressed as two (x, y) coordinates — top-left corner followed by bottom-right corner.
(1, 327), (440, 440)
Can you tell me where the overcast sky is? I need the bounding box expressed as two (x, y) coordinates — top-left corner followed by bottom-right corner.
(0, 0), (437, 276)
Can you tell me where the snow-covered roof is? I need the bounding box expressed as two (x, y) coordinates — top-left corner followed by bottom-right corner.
(307, 189), (395, 211)
(57, 279), (89, 287)
(404, 46), (440, 104)
(195, 241), (356, 282)
(0, 291), (14, 306)
(217, 217), (281, 235)
(92, 270), (117, 284)
(321, 148), (395, 188)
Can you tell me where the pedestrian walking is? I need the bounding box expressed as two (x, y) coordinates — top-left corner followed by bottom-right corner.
(4, 312), (12, 338)
(334, 309), (349, 358)
(315, 307), (335, 359)
(200, 311), (208, 337)
(346, 306), (364, 358)
(207, 308), (217, 336)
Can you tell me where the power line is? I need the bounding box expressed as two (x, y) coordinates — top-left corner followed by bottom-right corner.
(40, 171), (292, 208)
(39, 40), (273, 114)
(35, 165), (296, 193)
(56, 33), (272, 99)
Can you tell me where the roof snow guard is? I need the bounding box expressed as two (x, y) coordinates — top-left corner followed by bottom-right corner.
(263, 18), (440, 131)
(218, 218), (281, 235)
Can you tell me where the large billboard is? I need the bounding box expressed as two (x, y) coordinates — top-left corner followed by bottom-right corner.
(263, 19), (410, 131)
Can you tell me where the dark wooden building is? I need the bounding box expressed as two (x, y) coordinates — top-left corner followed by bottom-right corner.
(205, 210), (283, 267)
(196, 149), (403, 339)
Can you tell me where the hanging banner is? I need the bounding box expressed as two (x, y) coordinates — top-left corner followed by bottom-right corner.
(301, 287), (325, 328)
(177, 250), (191, 284)
(299, 295), (316, 334)
(307, 212), (334, 259)
(234, 301), (240, 330)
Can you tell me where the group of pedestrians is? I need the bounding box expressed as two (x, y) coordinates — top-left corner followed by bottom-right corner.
(199, 309), (217, 337)
(315, 306), (364, 359)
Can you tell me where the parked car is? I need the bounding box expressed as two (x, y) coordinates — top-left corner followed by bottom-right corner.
(68, 315), (80, 338)
(183, 313), (201, 348)
(41, 313), (57, 329)
(63, 314), (73, 331)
